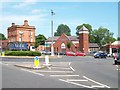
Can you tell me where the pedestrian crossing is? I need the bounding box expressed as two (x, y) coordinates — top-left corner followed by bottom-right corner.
(19, 62), (110, 88)
(4, 62), (111, 88)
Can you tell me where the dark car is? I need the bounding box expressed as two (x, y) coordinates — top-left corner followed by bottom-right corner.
(113, 53), (120, 65)
(55, 52), (66, 55)
(94, 52), (107, 58)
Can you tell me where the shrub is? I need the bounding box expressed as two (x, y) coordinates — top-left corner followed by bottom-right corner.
(5, 51), (41, 56)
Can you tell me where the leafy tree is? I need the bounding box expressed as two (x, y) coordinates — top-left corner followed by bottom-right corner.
(35, 34), (46, 48)
(76, 24), (116, 46)
(76, 24), (94, 43)
(67, 42), (72, 51)
(54, 24), (71, 36)
(93, 27), (116, 47)
(0, 33), (6, 40)
(117, 37), (120, 41)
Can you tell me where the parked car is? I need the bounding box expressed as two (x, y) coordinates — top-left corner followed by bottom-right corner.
(113, 53), (120, 65)
(54, 52), (66, 55)
(107, 53), (113, 57)
(75, 52), (86, 56)
(66, 51), (75, 56)
(94, 52), (107, 58)
(45, 51), (51, 55)
(90, 51), (97, 56)
(40, 50), (47, 54)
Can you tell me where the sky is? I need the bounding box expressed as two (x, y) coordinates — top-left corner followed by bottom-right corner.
(0, 0), (119, 39)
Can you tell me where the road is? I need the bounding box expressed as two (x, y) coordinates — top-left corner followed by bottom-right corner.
(0, 56), (119, 89)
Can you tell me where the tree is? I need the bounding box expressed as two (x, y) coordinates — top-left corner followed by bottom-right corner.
(117, 37), (120, 41)
(76, 24), (94, 43)
(35, 34), (47, 48)
(93, 27), (116, 47)
(0, 33), (6, 40)
(54, 24), (71, 36)
(67, 41), (72, 51)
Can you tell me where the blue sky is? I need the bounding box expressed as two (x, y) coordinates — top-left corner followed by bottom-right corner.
(0, 1), (118, 39)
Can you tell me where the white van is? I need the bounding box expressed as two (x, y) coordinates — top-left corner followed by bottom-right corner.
(30, 46), (35, 51)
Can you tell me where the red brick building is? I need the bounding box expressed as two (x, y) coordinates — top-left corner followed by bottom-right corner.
(7, 20), (35, 50)
(45, 26), (99, 54)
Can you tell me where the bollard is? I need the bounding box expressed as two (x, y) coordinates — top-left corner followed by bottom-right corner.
(34, 56), (40, 68)
(2, 52), (5, 56)
(45, 55), (51, 66)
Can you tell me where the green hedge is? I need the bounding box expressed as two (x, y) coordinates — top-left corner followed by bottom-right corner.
(5, 51), (41, 56)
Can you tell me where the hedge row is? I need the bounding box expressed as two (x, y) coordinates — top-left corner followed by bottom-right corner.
(5, 51), (41, 56)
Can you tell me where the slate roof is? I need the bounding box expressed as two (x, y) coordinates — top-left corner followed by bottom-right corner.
(89, 43), (99, 48)
(46, 36), (79, 42)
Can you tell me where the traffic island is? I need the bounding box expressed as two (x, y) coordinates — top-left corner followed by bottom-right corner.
(14, 64), (52, 70)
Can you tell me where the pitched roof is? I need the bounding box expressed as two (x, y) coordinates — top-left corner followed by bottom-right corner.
(111, 41), (120, 45)
(80, 25), (88, 31)
(89, 43), (99, 48)
(46, 36), (79, 42)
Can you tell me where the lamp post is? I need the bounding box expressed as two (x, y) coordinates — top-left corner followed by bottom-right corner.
(51, 10), (55, 56)
(19, 31), (23, 51)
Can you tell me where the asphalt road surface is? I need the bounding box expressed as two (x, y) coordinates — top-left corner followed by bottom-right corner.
(0, 56), (119, 89)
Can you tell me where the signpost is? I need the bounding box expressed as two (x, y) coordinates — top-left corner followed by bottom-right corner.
(34, 56), (40, 68)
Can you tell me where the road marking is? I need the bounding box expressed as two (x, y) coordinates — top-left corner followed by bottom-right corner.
(69, 62), (71, 66)
(21, 69), (44, 76)
(50, 75), (79, 77)
(70, 66), (75, 71)
(38, 70), (73, 73)
(59, 79), (92, 88)
(67, 79), (88, 82)
(83, 76), (110, 88)
(51, 67), (71, 70)
(91, 85), (105, 88)
(47, 67), (51, 70)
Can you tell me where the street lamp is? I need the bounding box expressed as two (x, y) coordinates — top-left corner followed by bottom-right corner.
(51, 10), (55, 56)
(19, 31), (24, 51)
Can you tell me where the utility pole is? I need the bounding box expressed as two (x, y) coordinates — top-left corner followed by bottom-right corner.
(51, 10), (55, 56)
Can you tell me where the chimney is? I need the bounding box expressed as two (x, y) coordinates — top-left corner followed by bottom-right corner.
(24, 20), (28, 26)
(12, 23), (15, 26)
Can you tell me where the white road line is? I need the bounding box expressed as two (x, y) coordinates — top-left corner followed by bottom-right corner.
(91, 85), (105, 88)
(69, 62), (71, 66)
(21, 69), (44, 76)
(67, 79), (88, 82)
(47, 67), (51, 70)
(50, 75), (79, 77)
(83, 76), (110, 88)
(51, 67), (71, 70)
(70, 66), (75, 71)
(38, 71), (73, 73)
(59, 79), (92, 88)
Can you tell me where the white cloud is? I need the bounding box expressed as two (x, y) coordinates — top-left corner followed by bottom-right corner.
(13, 0), (38, 8)
(0, 14), (48, 37)
(31, 9), (47, 14)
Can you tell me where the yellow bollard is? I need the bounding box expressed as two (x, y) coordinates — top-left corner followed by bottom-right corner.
(34, 56), (40, 68)
(2, 52), (5, 56)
